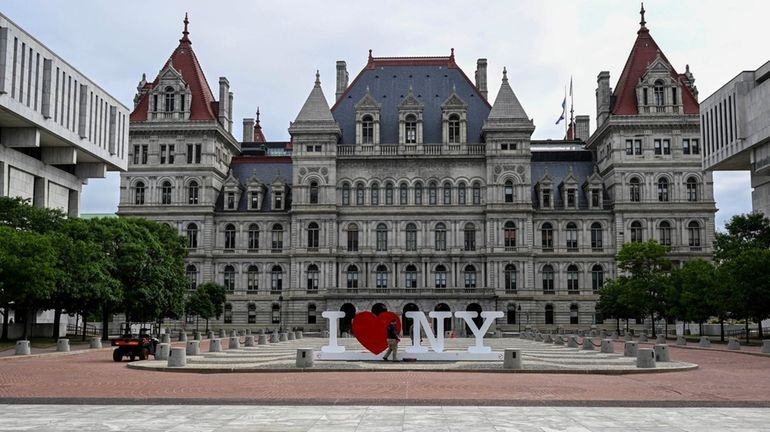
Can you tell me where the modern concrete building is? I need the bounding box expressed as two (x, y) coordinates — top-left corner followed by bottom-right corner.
(701, 60), (770, 217)
(0, 12), (128, 216)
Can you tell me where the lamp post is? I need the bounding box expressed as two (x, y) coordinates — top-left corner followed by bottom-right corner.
(517, 305), (521, 333)
(278, 295), (284, 333)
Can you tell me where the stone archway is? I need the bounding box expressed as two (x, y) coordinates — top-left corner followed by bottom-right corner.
(434, 303), (452, 334)
(402, 303), (419, 336)
(371, 303), (388, 316)
(340, 303), (356, 334)
(465, 303), (483, 335)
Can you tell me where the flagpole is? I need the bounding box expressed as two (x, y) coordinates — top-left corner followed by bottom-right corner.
(564, 85), (568, 137)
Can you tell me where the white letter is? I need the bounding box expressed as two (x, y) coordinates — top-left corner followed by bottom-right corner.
(454, 311), (503, 353)
(404, 311), (451, 353)
(321, 311), (345, 353)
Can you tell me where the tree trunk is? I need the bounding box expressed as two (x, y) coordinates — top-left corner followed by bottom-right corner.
(625, 319), (629, 333)
(101, 308), (110, 341)
(699, 321), (703, 336)
(22, 309), (33, 340)
(745, 320), (750, 345)
(1, 303), (9, 341)
(758, 320), (764, 340)
(664, 320), (668, 339)
(720, 318), (725, 343)
(81, 315), (88, 341)
(616, 319), (620, 333)
(52, 308), (62, 340)
(206, 318), (209, 332)
(651, 314), (657, 338)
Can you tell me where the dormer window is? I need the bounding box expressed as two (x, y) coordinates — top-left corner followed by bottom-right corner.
(164, 86), (175, 112)
(362, 115), (374, 144)
(274, 191), (283, 210)
(591, 189), (600, 208)
(398, 87), (424, 145)
(250, 192), (259, 209)
(654, 80), (665, 106)
(405, 114), (417, 144)
(448, 114), (461, 144)
(355, 89), (381, 145)
(226, 192), (236, 209)
(441, 91), (468, 145)
(566, 189), (576, 208)
(542, 188), (551, 208)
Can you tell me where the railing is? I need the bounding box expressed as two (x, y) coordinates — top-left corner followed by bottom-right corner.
(326, 287), (496, 296)
(67, 323), (99, 336)
(336, 143), (487, 157)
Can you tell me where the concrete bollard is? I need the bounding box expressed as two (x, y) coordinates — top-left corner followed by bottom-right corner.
(168, 347), (186, 367)
(654, 344), (670, 362)
(543, 334), (552, 343)
(193, 331), (201, 341)
(90, 337), (102, 349)
(297, 331), (303, 339)
(636, 348), (656, 368)
(219, 329), (227, 338)
(288, 332), (296, 341)
(699, 336), (711, 348)
(279, 333), (288, 342)
(567, 335), (579, 348)
(258, 334), (268, 345)
(582, 337), (594, 350)
(761, 340), (770, 353)
(624, 341), (638, 357)
(160, 333), (170, 344)
(639, 333), (648, 342)
(727, 338), (741, 350)
(209, 338), (222, 352)
(178, 331), (187, 342)
(259, 328), (266, 335)
(229, 330), (237, 338)
(156, 343), (170, 360)
(246, 329), (252, 335)
(56, 338), (70, 352)
(229, 336), (240, 349)
(503, 349), (522, 369)
(186, 340), (200, 356)
(270, 333), (279, 343)
(676, 335), (687, 346)
(656, 335), (666, 344)
(600, 339), (614, 353)
(296, 348), (314, 368)
(15, 340), (31, 356)
(207, 330), (214, 339)
(245, 335), (256, 347)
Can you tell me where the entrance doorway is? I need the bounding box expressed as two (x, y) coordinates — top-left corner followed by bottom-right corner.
(371, 303), (388, 316)
(434, 303), (452, 334)
(402, 303), (419, 336)
(465, 303), (483, 335)
(340, 303), (356, 334)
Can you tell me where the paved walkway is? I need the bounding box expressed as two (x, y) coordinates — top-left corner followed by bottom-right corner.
(0, 405), (767, 431)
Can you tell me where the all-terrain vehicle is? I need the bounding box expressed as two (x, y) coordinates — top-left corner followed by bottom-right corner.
(111, 328), (158, 361)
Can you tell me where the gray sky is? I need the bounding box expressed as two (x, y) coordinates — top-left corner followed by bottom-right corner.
(4, 0), (764, 228)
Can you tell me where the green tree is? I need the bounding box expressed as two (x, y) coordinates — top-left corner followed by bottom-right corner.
(186, 285), (215, 331)
(199, 282), (227, 331)
(722, 248), (770, 342)
(715, 213), (770, 261)
(669, 259), (720, 336)
(597, 278), (646, 333)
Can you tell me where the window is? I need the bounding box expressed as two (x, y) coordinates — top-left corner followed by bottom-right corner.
(271, 304), (280, 324)
(224, 303), (232, 324)
(542, 265), (554, 293)
(566, 222), (578, 250)
(362, 115), (374, 144)
(186, 265), (197, 290)
(271, 265), (283, 293)
(541, 222), (553, 250)
(686, 177), (698, 201)
(683, 138), (691, 154)
(435, 223), (446, 251)
(464, 223), (476, 251)
(691, 139), (700, 154)
(504, 180), (514, 203)
(464, 265), (477, 289)
(688, 221), (701, 247)
(542, 188), (551, 208)
(545, 304), (554, 325)
(273, 191), (282, 210)
(662, 139), (670, 155)
(405, 223), (417, 251)
(347, 224), (359, 252)
(356, 183), (365, 205)
(504, 221), (517, 250)
(625, 139), (633, 155)
(385, 182), (394, 205)
(435, 265), (447, 289)
(371, 182), (379, 205)
(248, 224), (259, 250)
(376, 223), (388, 251)
(346, 265), (359, 289)
(342, 183), (351, 205)
(307, 304), (317, 324)
(188, 181), (199, 204)
(634, 139), (642, 155)
(507, 304), (517, 324)
(223, 265), (235, 291)
(405, 114), (417, 144)
(472, 182), (481, 205)
(591, 265), (604, 293)
(567, 264), (579, 293)
(309, 181), (319, 204)
(590, 222), (603, 250)
(448, 114), (461, 144)
(375, 264), (388, 289)
(570, 304), (579, 325)
(247, 265), (259, 292)
(442, 182), (452, 205)
(271, 224), (283, 251)
(630, 221), (643, 243)
(414, 182), (423, 205)
(591, 189), (600, 208)
(224, 224), (236, 250)
(248, 303), (257, 324)
(458, 183), (466, 205)
(428, 182), (437, 205)
(399, 183), (408, 205)
(186, 223), (198, 248)
(307, 222), (320, 250)
(629, 177), (641, 202)
(566, 189), (576, 208)
(160, 144), (167, 164)
(307, 264), (319, 291)
(654, 139), (662, 155)
(161, 181), (172, 205)
(504, 264), (517, 293)
(654, 80), (665, 106)
(657, 178), (669, 202)
(226, 192), (236, 209)
(186, 144), (201, 164)
(404, 264), (417, 289)
(164, 86), (175, 112)
(134, 181), (145, 205)
(659, 221), (672, 246)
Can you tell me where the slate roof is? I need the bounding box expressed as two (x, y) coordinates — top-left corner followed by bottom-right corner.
(487, 69), (529, 121)
(214, 156), (292, 212)
(530, 149), (598, 209)
(294, 71), (336, 123)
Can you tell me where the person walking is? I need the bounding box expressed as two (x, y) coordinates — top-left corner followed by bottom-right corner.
(382, 319), (400, 362)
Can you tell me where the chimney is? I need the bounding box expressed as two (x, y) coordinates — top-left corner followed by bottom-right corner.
(596, 71), (611, 127)
(475, 58), (488, 99)
(242, 118), (255, 142)
(575, 115), (590, 141)
(336, 61), (348, 100)
(218, 77), (230, 127)
(228, 91), (234, 133)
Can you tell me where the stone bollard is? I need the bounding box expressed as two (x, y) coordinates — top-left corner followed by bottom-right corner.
(219, 329), (227, 338)
(279, 333), (288, 342)
(57, 338), (70, 352)
(582, 337), (594, 350)
(727, 338), (741, 350)
(699, 336), (711, 348)
(246, 329), (252, 335)
(245, 335), (256, 347)
(258, 334), (268, 345)
(207, 330), (214, 339)
(656, 335), (666, 344)
(296, 348), (314, 368)
(503, 349), (522, 369)
(193, 331), (202, 341)
(288, 332), (296, 341)
(567, 335), (579, 348)
(636, 348), (656, 368)
(639, 333), (648, 342)
(591, 330), (598, 337)
(270, 333), (279, 343)
(160, 333), (171, 344)
(186, 340), (200, 356)
(543, 334), (553, 343)
(229, 336), (240, 349)
(297, 331), (303, 339)
(600, 339), (614, 353)
(230, 330), (237, 338)
(178, 331), (187, 342)
(676, 335), (687, 346)
(624, 341), (638, 357)
(322, 330), (330, 338)
(554, 336), (565, 346)
(89, 337), (102, 349)
(209, 338), (222, 352)
(259, 328), (266, 335)
(156, 343), (170, 360)
(654, 344), (670, 362)
(15, 340), (31, 356)
(762, 340), (770, 353)
(168, 347), (186, 367)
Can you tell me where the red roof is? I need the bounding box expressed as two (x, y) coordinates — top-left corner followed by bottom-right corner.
(253, 108), (266, 143)
(611, 23), (699, 115)
(130, 15), (219, 122)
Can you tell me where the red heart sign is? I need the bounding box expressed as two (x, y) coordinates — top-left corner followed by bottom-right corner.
(351, 311), (401, 355)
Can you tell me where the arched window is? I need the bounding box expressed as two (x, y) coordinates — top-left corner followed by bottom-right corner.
(404, 264), (418, 289)
(629, 177), (641, 202)
(566, 222), (578, 250)
(346, 264), (359, 289)
(247, 265), (259, 292)
(654, 80), (665, 106)
(347, 223), (359, 252)
(361, 114), (374, 144)
(428, 181), (438, 205)
(271, 224), (283, 250)
(434, 264), (447, 289)
(375, 264), (388, 290)
(435, 222), (447, 251)
(270, 265), (283, 293)
(307, 222), (319, 250)
(309, 181), (319, 204)
(376, 223), (388, 251)
(186, 264), (197, 290)
(688, 221), (701, 247)
(224, 303), (233, 324)
(399, 183), (408, 205)
(341, 182), (351, 205)
(686, 176), (698, 201)
(224, 224), (236, 250)
(458, 183), (467, 205)
(405, 114), (417, 144)
(567, 264), (579, 293)
(307, 264), (319, 291)
(591, 264), (604, 293)
(135, 181), (145, 205)
(659, 221), (672, 246)
(590, 222), (603, 250)
(188, 180), (199, 204)
(160, 181), (172, 205)
(630, 221), (643, 243)
(414, 182), (423, 205)
(464, 264), (477, 290)
(507, 303), (517, 325)
(472, 182), (481, 205)
(385, 182), (394, 205)
(186, 223), (198, 249)
(504, 264), (517, 292)
(542, 265), (555, 293)
(356, 182), (365, 205)
(405, 223), (417, 251)
(504, 221), (517, 250)
(307, 304), (317, 324)
(657, 178), (669, 202)
(541, 222), (554, 250)
(164, 86), (175, 112)
(271, 303), (280, 324)
(223, 265), (235, 291)
(248, 303), (257, 324)
(464, 223), (476, 251)
(545, 304), (554, 325)
(247, 224), (259, 250)
(504, 180), (514, 203)
(443, 182), (452, 205)
(370, 182), (380, 205)
(570, 304), (579, 325)
(448, 114), (461, 144)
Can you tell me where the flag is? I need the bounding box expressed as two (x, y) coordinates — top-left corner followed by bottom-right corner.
(555, 97), (566, 124)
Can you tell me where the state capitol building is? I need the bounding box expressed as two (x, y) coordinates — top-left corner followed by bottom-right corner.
(117, 8), (716, 335)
